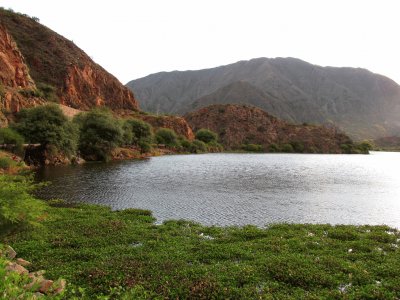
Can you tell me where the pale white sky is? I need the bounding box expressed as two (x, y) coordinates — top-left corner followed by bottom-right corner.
(1, 0), (400, 84)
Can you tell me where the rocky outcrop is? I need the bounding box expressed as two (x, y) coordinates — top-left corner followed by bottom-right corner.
(128, 57), (400, 140)
(1, 245), (66, 297)
(185, 104), (352, 153)
(0, 25), (35, 89)
(119, 111), (195, 140)
(0, 25), (44, 126)
(0, 8), (139, 113)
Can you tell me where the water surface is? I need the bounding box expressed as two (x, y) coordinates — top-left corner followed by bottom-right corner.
(36, 152), (400, 227)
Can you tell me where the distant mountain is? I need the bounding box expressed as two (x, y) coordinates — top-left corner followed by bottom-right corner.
(185, 104), (352, 153)
(127, 57), (400, 139)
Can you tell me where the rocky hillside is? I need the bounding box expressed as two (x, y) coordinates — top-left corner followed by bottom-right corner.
(127, 57), (400, 140)
(185, 104), (352, 153)
(0, 8), (138, 127)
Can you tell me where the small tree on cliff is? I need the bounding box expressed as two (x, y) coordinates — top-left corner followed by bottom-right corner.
(75, 109), (123, 161)
(13, 104), (78, 157)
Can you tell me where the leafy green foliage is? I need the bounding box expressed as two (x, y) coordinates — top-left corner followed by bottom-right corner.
(195, 129), (218, 144)
(13, 104), (78, 157)
(123, 118), (153, 146)
(281, 143), (294, 153)
(155, 128), (178, 147)
(76, 109), (123, 161)
(3, 200), (400, 299)
(242, 144), (263, 152)
(0, 127), (24, 154)
(0, 175), (46, 229)
(190, 139), (207, 153)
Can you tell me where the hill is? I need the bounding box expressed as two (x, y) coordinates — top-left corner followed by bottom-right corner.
(185, 104), (353, 153)
(127, 57), (400, 140)
(0, 8), (138, 127)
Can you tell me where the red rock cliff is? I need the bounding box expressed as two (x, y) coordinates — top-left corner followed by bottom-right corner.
(0, 9), (139, 112)
(185, 104), (351, 153)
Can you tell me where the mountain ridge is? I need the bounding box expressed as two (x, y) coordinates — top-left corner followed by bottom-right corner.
(127, 57), (400, 140)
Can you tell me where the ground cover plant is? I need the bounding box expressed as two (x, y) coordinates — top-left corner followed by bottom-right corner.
(2, 189), (400, 299)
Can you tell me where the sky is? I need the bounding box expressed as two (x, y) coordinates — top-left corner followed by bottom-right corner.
(1, 0), (400, 84)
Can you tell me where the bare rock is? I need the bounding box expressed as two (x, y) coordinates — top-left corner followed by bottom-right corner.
(38, 279), (54, 294)
(53, 278), (67, 295)
(5, 245), (17, 259)
(16, 258), (31, 266)
(6, 262), (29, 275)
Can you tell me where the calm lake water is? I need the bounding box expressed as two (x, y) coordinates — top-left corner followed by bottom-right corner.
(36, 152), (400, 228)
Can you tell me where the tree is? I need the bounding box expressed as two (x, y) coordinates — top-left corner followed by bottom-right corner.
(155, 128), (178, 147)
(123, 119), (153, 145)
(13, 104), (77, 156)
(75, 109), (123, 161)
(195, 129), (218, 144)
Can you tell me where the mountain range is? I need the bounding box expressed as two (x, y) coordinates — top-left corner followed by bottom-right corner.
(127, 57), (400, 140)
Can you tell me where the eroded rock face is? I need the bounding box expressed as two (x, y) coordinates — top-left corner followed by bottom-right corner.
(138, 114), (195, 140)
(0, 25), (35, 89)
(60, 64), (139, 111)
(185, 104), (351, 153)
(0, 9), (139, 113)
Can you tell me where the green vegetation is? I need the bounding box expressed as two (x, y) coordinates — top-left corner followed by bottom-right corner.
(242, 144), (264, 152)
(0, 175), (45, 230)
(0, 127), (24, 154)
(341, 141), (373, 154)
(155, 128), (178, 147)
(13, 104), (78, 157)
(281, 143), (294, 153)
(123, 118), (153, 153)
(195, 128), (218, 144)
(75, 109), (123, 161)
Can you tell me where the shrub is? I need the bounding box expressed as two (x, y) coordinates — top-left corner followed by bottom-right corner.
(268, 143), (280, 153)
(0, 175), (46, 228)
(281, 143), (294, 153)
(242, 144), (263, 152)
(290, 141), (305, 153)
(0, 128), (24, 154)
(138, 141), (151, 153)
(207, 141), (224, 152)
(13, 104), (78, 157)
(75, 109), (123, 161)
(36, 82), (58, 102)
(155, 128), (178, 147)
(190, 139), (207, 153)
(195, 129), (218, 144)
(123, 118), (152, 145)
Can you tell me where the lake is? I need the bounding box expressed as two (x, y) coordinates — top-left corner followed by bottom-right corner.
(36, 152), (400, 228)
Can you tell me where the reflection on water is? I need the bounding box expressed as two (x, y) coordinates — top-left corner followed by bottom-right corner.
(36, 152), (400, 227)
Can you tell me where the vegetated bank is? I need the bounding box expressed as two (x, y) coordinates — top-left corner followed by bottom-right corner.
(1, 171), (399, 299)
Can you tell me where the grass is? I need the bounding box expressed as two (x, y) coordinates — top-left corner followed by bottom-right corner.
(2, 199), (400, 299)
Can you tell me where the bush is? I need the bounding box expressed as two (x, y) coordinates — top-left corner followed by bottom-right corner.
(268, 143), (280, 153)
(75, 109), (123, 161)
(190, 139), (207, 153)
(123, 118), (152, 145)
(36, 82), (58, 102)
(290, 141), (304, 153)
(207, 140), (224, 152)
(155, 128), (178, 147)
(0, 128), (24, 154)
(138, 141), (151, 153)
(281, 143), (294, 153)
(0, 175), (46, 228)
(195, 129), (218, 144)
(13, 104), (78, 157)
(242, 144), (263, 152)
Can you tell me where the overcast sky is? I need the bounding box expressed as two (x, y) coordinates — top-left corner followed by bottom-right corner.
(1, 0), (400, 84)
